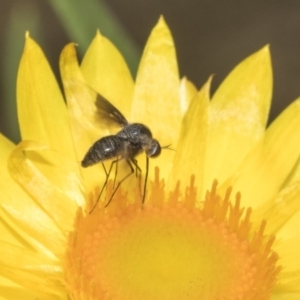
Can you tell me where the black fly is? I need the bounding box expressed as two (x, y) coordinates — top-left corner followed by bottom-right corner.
(81, 93), (161, 212)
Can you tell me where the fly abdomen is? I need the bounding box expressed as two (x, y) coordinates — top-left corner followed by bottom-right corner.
(81, 135), (124, 167)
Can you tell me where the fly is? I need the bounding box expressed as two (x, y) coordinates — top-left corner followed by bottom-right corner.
(81, 93), (161, 212)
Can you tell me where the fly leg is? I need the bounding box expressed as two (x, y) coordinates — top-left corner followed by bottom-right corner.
(142, 155), (149, 204)
(90, 160), (118, 213)
(112, 158), (118, 190)
(104, 158), (135, 207)
(130, 156), (148, 205)
(131, 157), (142, 194)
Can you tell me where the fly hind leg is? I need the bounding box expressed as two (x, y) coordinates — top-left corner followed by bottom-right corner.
(89, 159), (119, 213)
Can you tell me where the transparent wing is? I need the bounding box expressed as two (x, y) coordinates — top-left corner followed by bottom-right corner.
(95, 93), (128, 127)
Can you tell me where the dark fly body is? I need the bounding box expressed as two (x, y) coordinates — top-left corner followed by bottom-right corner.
(81, 93), (161, 212)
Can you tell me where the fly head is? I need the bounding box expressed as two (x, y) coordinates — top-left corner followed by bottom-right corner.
(145, 139), (161, 157)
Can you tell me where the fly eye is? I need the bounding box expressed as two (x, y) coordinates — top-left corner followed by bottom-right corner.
(147, 140), (161, 157)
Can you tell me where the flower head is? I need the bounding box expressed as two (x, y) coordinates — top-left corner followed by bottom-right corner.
(1, 17), (300, 299)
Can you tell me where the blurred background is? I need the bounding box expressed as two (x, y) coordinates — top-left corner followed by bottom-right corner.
(1, 0), (300, 143)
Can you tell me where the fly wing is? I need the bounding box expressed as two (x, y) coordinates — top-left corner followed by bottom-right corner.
(95, 93), (128, 127)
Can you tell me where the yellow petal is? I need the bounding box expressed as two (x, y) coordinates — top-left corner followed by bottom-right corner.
(0, 241), (61, 280)
(170, 78), (210, 194)
(8, 141), (78, 234)
(59, 43), (107, 191)
(0, 256), (65, 299)
(271, 293), (300, 300)
(230, 98), (300, 207)
(17, 34), (75, 159)
(131, 16), (181, 141)
(251, 181), (300, 236)
(274, 183), (300, 243)
(0, 276), (40, 300)
(277, 212), (300, 243)
(285, 148), (300, 185)
(276, 234), (300, 270)
(274, 235), (300, 295)
(0, 134), (64, 255)
(17, 35), (83, 207)
(81, 31), (134, 117)
(204, 46), (272, 190)
(179, 77), (198, 115)
(0, 135), (25, 248)
(0, 216), (24, 250)
(131, 17), (181, 180)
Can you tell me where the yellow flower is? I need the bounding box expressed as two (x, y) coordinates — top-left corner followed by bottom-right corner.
(1, 16), (300, 299)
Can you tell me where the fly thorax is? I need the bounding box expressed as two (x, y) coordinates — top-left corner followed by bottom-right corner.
(117, 123), (153, 142)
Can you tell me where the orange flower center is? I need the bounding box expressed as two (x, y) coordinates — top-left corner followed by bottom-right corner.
(64, 168), (281, 300)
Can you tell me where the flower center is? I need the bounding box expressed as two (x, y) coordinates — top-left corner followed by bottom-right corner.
(64, 169), (280, 300)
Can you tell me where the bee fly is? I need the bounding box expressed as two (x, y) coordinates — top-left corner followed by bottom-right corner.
(81, 93), (162, 212)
